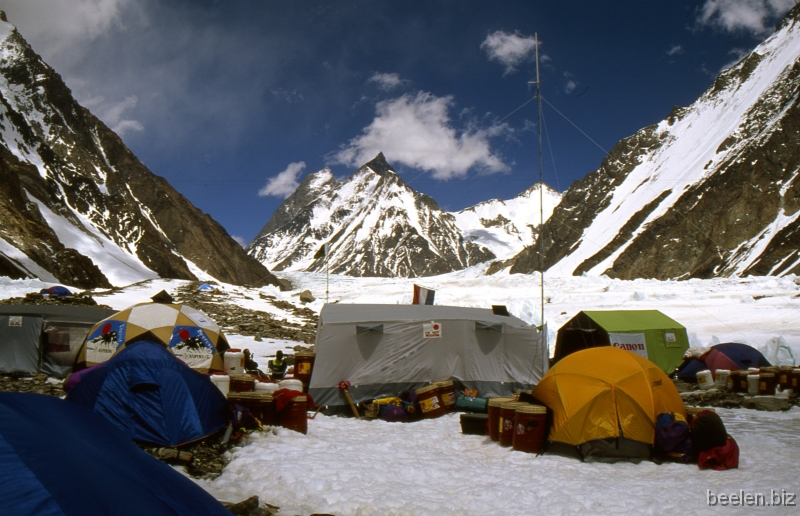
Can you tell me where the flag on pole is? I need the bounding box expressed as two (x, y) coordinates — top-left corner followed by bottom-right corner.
(314, 243), (330, 259)
(412, 284), (435, 305)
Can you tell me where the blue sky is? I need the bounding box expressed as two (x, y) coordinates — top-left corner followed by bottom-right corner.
(3, 0), (796, 245)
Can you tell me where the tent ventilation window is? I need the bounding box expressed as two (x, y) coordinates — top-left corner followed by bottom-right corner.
(475, 321), (503, 333)
(356, 323), (384, 334)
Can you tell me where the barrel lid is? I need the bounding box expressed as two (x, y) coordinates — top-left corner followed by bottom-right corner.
(227, 348), (242, 353)
(416, 384), (439, 395)
(500, 401), (528, 410)
(229, 374), (255, 382)
(516, 404), (546, 414)
(747, 373), (760, 377)
(292, 396), (308, 403)
(487, 396), (513, 407)
(295, 351), (316, 357)
(779, 365), (794, 370)
(760, 372), (776, 378)
(227, 392), (273, 401)
(761, 366), (779, 372)
(434, 380), (454, 388)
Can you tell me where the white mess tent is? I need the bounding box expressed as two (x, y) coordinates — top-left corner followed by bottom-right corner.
(309, 304), (548, 408)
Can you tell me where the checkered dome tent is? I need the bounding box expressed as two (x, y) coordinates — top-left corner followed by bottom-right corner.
(75, 303), (229, 373)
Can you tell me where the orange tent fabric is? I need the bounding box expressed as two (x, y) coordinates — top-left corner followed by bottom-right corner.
(532, 346), (686, 446)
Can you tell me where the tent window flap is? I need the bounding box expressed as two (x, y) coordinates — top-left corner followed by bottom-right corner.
(356, 323), (384, 334)
(475, 321), (502, 333)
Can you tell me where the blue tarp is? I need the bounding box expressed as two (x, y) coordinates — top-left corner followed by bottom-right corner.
(67, 340), (229, 446)
(196, 283), (215, 292)
(0, 392), (231, 516)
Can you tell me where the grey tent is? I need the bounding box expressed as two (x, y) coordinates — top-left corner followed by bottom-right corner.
(0, 305), (116, 378)
(309, 304), (548, 408)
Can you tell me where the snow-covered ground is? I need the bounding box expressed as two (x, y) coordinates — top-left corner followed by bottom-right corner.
(200, 407), (800, 516)
(2, 270), (799, 514)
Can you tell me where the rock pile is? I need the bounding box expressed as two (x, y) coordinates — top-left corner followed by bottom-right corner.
(171, 283), (318, 344)
(0, 292), (111, 309)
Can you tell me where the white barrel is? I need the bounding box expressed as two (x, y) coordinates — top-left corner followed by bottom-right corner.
(714, 369), (730, 390)
(747, 374), (760, 395)
(255, 381), (279, 394)
(279, 378), (303, 392)
(224, 350), (245, 374)
(210, 374), (230, 396)
(696, 370), (714, 390)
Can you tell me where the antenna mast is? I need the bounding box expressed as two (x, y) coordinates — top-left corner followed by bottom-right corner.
(535, 33), (544, 330)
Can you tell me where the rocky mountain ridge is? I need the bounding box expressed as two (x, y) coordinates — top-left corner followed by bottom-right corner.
(248, 153), (498, 277)
(510, 5), (800, 280)
(0, 14), (279, 289)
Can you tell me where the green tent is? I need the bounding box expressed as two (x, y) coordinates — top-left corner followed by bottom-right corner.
(553, 310), (689, 374)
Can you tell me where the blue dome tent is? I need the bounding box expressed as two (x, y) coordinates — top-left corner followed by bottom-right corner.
(67, 340), (229, 446)
(676, 342), (772, 381)
(0, 392), (231, 516)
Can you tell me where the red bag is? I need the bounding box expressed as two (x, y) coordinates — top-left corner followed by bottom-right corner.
(697, 435), (739, 470)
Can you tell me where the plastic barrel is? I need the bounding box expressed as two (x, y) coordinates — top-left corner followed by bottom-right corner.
(747, 374), (760, 395)
(792, 369), (800, 391)
(696, 370), (714, 390)
(499, 402), (528, 447)
(209, 373), (230, 397)
(416, 384), (446, 419)
(714, 369), (730, 390)
(293, 351), (316, 389)
(512, 405), (548, 453)
(255, 380), (279, 394)
(279, 378), (304, 392)
(224, 349), (244, 374)
(435, 381), (457, 413)
(487, 397), (513, 442)
(279, 395), (308, 434)
(228, 374), (255, 393)
(778, 366), (794, 390)
(228, 392), (277, 426)
(759, 372), (777, 395)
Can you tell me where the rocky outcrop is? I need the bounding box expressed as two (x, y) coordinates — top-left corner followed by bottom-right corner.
(0, 16), (279, 288)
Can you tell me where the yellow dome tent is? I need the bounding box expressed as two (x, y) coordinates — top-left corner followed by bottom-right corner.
(532, 346), (685, 447)
(75, 302), (229, 373)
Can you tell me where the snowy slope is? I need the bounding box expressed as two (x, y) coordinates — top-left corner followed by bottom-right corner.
(452, 183), (561, 260)
(511, 8), (800, 280)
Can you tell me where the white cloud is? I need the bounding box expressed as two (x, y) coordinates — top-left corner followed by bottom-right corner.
(697, 0), (795, 36)
(231, 235), (247, 247)
(481, 30), (539, 75)
(2, 0), (131, 55)
(259, 162), (306, 198)
(666, 44), (684, 56)
(101, 95), (144, 136)
(330, 92), (509, 180)
(564, 80), (577, 94)
(368, 72), (404, 91)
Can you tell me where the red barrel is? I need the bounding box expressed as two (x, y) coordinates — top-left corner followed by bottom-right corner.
(435, 381), (457, 413)
(499, 402), (527, 447)
(279, 395), (308, 434)
(416, 384), (446, 419)
(513, 405), (548, 453)
(759, 372), (777, 395)
(487, 397), (513, 442)
(730, 370), (747, 393)
(792, 369), (800, 391)
(229, 374), (256, 392)
(778, 366), (794, 391)
(228, 392), (277, 426)
(293, 351), (316, 390)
